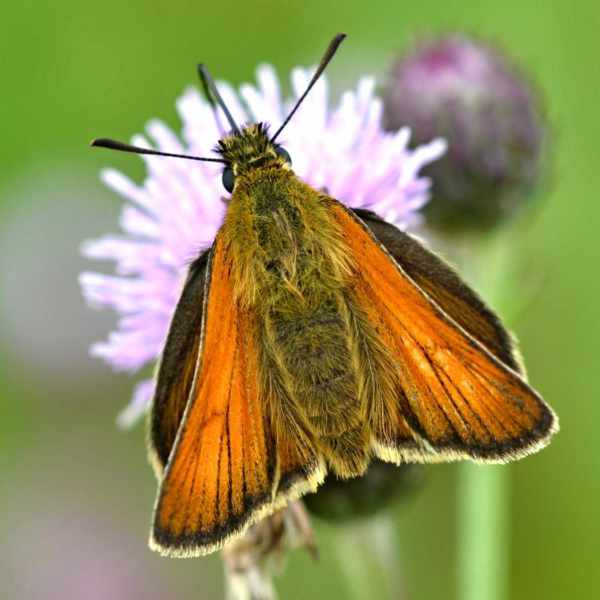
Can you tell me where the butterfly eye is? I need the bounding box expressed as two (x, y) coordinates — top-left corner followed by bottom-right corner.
(275, 145), (292, 165)
(222, 166), (235, 193)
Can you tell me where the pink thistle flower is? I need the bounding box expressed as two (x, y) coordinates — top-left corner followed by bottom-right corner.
(80, 64), (446, 427)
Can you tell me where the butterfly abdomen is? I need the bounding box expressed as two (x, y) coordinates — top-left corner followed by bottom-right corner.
(266, 287), (371, 477)
(224, 170), (373, 477)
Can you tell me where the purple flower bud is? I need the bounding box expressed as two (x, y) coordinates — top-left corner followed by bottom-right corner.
(383, 34), (545, 230)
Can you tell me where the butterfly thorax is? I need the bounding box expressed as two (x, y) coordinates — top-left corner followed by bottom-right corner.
(221, 167), (375, 477)
(217, 123), (287, 176)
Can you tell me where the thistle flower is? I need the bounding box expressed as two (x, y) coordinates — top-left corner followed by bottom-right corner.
(80, 63), (446, 426)
(383, 34), (545, 231)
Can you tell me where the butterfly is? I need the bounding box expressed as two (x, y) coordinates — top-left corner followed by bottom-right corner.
(92, 33), (558, 558)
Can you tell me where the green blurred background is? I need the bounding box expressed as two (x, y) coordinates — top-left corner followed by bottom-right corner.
(1, 1), (598, 599)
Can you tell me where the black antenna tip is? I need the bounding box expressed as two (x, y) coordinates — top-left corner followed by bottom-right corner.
(91, 138), (121, 150)
(195, 63), (241, 134)
(328, 33), (347, 55)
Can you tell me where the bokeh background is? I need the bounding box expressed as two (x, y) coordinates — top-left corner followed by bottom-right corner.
(1, 1), (598, 599)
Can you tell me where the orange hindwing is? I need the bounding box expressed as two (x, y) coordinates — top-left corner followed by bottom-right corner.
(332, 202), (558, 464)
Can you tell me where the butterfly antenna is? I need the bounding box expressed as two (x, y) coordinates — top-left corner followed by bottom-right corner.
(197, 64), (241, 135)
(90, 138), (227, 163)
(197, 67), (224, 134)
(270, 33), (346, 144)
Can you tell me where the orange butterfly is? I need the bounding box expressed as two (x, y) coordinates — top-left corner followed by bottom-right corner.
(93, 34), (558, 558)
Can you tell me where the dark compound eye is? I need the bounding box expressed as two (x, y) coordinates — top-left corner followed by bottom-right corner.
(222, 166), (235, 193)
(275, 145), (292, 165)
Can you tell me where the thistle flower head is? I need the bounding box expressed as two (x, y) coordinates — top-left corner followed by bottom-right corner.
(80, 63), (446, 425)
(383, 34), (545, 231)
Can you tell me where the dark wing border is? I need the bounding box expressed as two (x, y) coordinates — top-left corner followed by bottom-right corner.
(148, 249), (211, 473)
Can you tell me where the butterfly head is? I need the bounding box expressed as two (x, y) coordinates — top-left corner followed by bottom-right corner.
(216, 123), (292, 193)
(90, 34), (345, 196)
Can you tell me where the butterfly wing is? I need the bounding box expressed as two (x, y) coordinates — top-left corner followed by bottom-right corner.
(332, 202), (558, 463)
(149, 251), (209, 475)
(352, 208), (522, 374)
(150, 233), (324, 557)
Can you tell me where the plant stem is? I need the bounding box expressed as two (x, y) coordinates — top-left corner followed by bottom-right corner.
(453, 231), (516, 600)
(457, 464), (508, 600)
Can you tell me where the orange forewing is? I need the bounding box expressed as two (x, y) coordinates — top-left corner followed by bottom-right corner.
(333, 203), (557, 462)
(150, 234), (275, 557)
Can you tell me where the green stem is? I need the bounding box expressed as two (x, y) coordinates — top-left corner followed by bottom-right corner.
(458, 464), (508, 600)
(450, 230), (518, 600)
